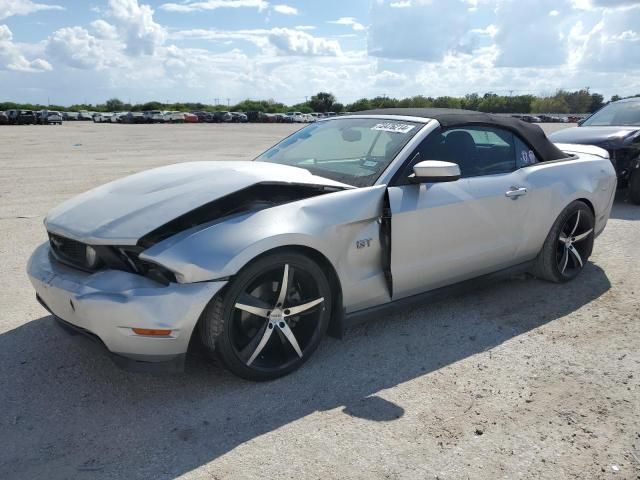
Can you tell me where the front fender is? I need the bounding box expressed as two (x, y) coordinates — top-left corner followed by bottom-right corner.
(141, 186), (391, 313)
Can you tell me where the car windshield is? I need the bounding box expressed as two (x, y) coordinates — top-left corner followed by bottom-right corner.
(582, 101), (640, 126)
(255, 118), (422, 187)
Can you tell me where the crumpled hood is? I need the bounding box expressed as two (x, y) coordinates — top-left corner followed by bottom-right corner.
(549, 126), (640, 149)
(45, 161), (350, 245)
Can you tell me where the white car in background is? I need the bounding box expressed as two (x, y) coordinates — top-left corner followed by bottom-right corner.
(286, 111), (306, 123)
(163, 111), (185, 123)
(93, 113), (114, 123)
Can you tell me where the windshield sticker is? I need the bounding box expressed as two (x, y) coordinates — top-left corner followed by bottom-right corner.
(371, 123), (416, 134)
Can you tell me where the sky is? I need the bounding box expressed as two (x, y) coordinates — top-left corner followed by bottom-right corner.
(1, 0), (640, 106)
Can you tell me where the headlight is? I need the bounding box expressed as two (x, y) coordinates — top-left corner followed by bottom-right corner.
(85, 246), (99, 268)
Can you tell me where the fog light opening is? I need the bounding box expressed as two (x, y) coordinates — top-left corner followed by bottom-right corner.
(132, 328), (172, 336)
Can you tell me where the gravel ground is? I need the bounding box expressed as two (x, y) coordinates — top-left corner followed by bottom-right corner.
(0, 122), (638, 480)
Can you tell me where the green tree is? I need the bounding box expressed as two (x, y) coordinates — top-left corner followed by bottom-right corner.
(589, 93), (604, 112)
(104, 98), (125, 111)
(346, 98), (372, 111)
(530, 95), (570, 113)
(309, 92), (336, 113)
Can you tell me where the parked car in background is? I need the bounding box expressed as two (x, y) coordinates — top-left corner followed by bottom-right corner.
(192, 111), (213, 123)
(7, 109), (37, 125)
(146, 111), (166, 123)
(0, 111), (8, 125)
(230, 112), (248, 123)
(246, 111), (264, 123)
(38, 110), (63, 125)
(121, 112), (146, 124)
(275, 113), (293, 123)
(521, 115), (541, 123)
(549, 97), (640, 204)
(112, 112), (127, 123)
(62, 112), (79, 121)
(285, 111), (306, 123)
(77, 111), (93, 121)
(213, 111), (233, 123)
(183, 112), (199, 123)
(163, 111), (185, 123)
(93, 112), (114, 123)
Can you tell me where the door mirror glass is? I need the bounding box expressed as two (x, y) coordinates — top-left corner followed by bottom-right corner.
(411, 160), (461, 183)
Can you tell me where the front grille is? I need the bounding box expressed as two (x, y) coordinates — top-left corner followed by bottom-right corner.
(48, 233), (89, 270)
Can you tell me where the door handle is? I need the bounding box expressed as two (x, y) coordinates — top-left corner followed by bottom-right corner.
(505, 187), (527, 198)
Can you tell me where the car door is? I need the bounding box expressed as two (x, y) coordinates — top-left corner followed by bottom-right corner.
(388, 126), (535, 300)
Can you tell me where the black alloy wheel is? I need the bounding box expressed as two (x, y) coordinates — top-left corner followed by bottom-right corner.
(199, 252), (332, 380)
(534, 201), (595, 283)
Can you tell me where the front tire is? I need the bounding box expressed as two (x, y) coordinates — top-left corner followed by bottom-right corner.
(534, 201), (595, 283)
(199, 251), (332, 381)
(629, 169), (640, 205)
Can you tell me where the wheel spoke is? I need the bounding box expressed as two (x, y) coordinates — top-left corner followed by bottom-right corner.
(235, 293), (272, 318)
(245, 321), (275, 366)
(560, 248), (569, 273)
(275, 264), (291, 308)
(559, 234), (568, 244)
(276, 321), (303, 358)
(569, 211), (581, 236)
(284, 297), (324, 317)
(568, 245), (583, 268)
(573, 228), (593, 243)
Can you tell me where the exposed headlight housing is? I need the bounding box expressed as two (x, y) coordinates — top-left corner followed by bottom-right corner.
(85, 246), (99, 269)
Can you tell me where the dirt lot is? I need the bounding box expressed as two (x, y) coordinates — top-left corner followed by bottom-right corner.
(0, 122), (638, 480)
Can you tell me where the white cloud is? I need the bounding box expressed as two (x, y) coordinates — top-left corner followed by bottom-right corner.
(329, 17), (366, 31)
(45, 26), (114, 69)
(0, 24), (52, 71)
(272, 4), (298, 15)
(173, 27), (342, 56)
(160, 0), (269, 13)
(369, 0), (472, 61)
(0, 0), (63, 20)
(390, 1), (412, 7)
(91, 19), (119, 40)
(575, 4), (640, 70)
(268, 28), (342, 55)
(294, 25), (316, 31)
(106, 0), (166, 56)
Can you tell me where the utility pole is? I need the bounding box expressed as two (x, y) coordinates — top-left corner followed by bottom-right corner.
(226, 98), (230, 107)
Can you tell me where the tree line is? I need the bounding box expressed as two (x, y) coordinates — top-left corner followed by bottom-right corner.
(2, 89), (637, 115)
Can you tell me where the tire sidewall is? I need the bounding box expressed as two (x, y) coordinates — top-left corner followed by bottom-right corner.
(538, 201), (595, 283)
(214, 252), (332, 381)
(629, 168), (640, 205)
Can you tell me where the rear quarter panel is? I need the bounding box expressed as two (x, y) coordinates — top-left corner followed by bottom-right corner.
(515, 152), (616, 260)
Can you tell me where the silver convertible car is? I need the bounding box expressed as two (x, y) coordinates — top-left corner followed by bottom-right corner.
(28, 109), (617, 380)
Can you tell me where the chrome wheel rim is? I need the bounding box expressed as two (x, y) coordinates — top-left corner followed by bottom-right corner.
(230, 264), (325, 371)
(556, 210), (593, 277)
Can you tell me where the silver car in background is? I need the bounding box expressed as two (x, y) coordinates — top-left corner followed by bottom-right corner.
(27, 109), (616, 380)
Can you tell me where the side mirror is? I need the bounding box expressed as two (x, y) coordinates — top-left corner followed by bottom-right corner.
(410, 160), (461, 183)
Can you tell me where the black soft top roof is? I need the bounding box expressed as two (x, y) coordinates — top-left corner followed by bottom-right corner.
(357, 108), (567, 162)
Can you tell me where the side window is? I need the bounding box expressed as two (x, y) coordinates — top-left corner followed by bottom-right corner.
(515, 136), (539, 168)
(406, 126), (517, 179)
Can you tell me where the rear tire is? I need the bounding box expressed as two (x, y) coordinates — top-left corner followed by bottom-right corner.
(629, 169), (640, 205)
(199, 251), (332, 381)
(533, 201), (595, 283)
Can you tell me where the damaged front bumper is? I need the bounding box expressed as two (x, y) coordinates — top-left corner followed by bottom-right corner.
(27, 242), (226, 372)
